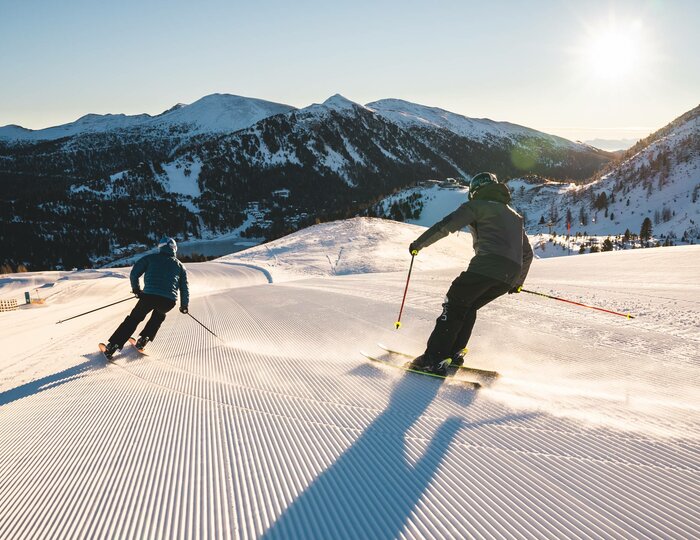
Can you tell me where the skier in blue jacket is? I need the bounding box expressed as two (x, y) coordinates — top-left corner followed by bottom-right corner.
(102, 236), (189, 358)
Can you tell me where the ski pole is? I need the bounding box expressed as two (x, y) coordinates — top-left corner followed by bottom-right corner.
(187, 312), (224, 342)
(520, 289), (635, 319)
(395, 250), (418, 329)
(56, 296), (137, 324)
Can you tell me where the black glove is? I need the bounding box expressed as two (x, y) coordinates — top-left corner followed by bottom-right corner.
(409, 242), (420, 256)
(132, 289), (143, 299)
(508, 286), (522, 294)
(180, 306), (188, 314)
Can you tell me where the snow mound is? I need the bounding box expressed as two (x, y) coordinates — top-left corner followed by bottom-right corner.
(218, 217), (473, 281)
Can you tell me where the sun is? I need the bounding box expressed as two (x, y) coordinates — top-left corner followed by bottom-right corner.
(581, 20), (645, 82)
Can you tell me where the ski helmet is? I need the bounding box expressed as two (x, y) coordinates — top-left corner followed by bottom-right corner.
(158, 236), (177, 253)
(469, 172), (498, 200)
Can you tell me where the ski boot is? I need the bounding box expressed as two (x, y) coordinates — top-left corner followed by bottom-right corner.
(103, 342), (119, 360)
(407, 353), (452, 376)
(449, 348), (468, 367)
(135, 336), (150, 351)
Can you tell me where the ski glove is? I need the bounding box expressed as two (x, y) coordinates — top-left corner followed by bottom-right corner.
(132, 289), (143, 299)
(179, 306), (188, 314)
(409, 242), (420, 256)
(508, 286), (522, 294)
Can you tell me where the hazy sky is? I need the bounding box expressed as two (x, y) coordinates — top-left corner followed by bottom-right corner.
(1, 0), (698, 141)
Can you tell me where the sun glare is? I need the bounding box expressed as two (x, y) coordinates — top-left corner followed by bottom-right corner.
(581, 20), (645, 82)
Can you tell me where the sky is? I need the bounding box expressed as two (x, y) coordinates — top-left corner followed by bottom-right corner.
(1, 0), (698, 142)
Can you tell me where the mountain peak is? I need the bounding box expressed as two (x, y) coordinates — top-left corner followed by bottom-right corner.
(162, 93), (295, 134)
(322, 94), (360, 111)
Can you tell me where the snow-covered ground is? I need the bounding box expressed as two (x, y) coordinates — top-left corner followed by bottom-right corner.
(1, 217), (698, 539)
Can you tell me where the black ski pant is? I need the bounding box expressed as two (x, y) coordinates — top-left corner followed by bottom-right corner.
(109, 294), (176, 348)
(425, 271), (511, 360)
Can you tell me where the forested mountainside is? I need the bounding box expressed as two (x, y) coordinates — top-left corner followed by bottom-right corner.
(1, 94), (612, 270)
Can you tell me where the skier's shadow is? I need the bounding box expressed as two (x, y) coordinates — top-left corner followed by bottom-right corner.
(0, 351), (141, 407)
(262, 373), (526, 539)
(0, 356), (103, 407)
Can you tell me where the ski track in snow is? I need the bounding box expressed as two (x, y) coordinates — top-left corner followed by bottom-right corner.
(1, 233), (699, 538)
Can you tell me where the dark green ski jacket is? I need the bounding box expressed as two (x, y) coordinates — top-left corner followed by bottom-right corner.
(412, 183), (533, 287)
(130, 245), (190, 307)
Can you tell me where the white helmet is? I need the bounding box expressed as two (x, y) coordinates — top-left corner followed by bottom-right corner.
(158, 236), (177, 253)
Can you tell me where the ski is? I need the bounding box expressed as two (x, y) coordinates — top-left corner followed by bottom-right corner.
(128, 337), (149, 356)
(361, 351), (480, 389)
(377, 343), (499, 378)
(98, 343), (117, 362)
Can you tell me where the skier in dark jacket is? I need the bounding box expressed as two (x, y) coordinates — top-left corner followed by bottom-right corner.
(102, 236), (189, 358)
(408, 172), (533, 375)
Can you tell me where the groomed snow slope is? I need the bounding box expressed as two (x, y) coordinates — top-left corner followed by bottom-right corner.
(1, 218), (699, 539)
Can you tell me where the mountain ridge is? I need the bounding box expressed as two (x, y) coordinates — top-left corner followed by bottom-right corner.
(0, 93), (297, 142)
(1, 92), (618, 270)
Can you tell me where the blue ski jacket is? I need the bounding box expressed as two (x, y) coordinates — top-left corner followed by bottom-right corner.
(130, 245), (189, 307)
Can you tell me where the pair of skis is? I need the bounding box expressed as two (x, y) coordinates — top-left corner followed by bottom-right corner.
(361, 344), (499, 389)
(98, 337), (148, 361)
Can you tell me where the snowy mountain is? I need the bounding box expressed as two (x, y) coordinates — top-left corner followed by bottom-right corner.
(367, 98), (610, 179)
(374, 103), (700, 251)
(0, 113), (150, 141)
(585, 138), (639, 151)
(507, 104), (700, 244)
(1, 216), (698, 538)
(0, 94), (296, 142)
(368, 98), (580, 148)
(1, 93), (612, 270)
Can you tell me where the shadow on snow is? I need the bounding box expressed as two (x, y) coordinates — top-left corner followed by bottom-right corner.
(262, 372), (526, 539)
(0, 356), (104, 407)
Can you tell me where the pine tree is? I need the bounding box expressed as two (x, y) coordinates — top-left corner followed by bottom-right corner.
(640, 217), (653, 247)
(579, 206), (588, 226)
(594, 192), (608, 210)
